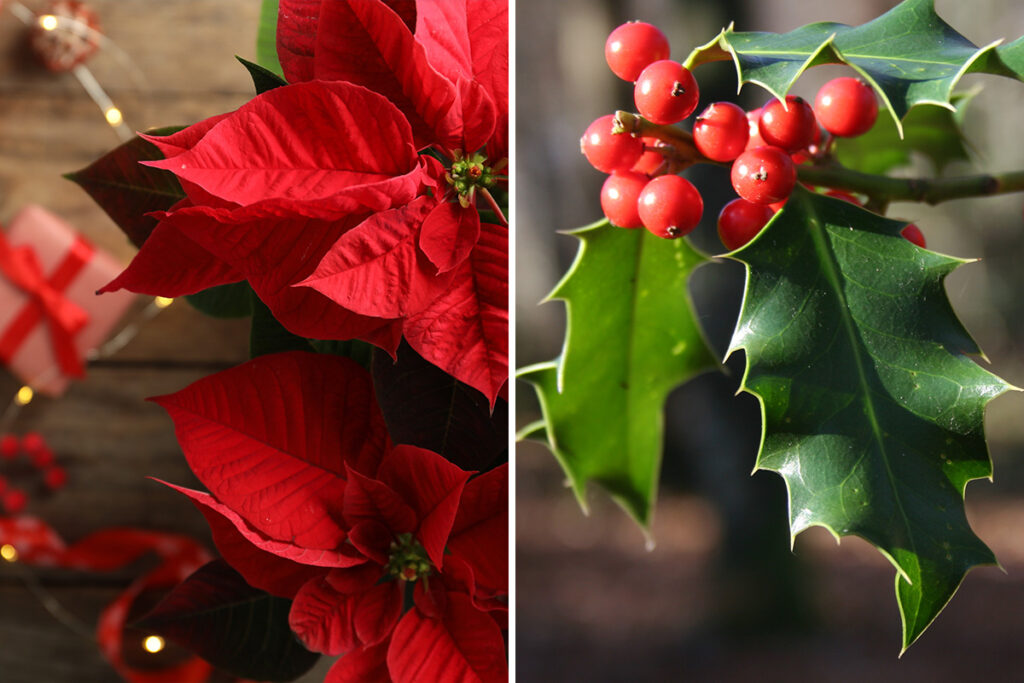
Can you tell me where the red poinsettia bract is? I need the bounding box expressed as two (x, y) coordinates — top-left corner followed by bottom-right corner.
(151, 352), (508, 682)
(103, 0), (508, 404)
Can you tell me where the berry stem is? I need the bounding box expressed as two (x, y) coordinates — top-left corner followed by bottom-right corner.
(795, 164), (1024, 206)
(613, 111), (700, 165)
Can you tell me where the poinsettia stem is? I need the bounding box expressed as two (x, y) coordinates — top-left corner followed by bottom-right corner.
(797, 164), (1024, 205)
(479, 188), (508, 227)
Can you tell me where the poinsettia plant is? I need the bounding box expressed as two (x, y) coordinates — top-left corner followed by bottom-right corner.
(520, 0), (1024, 654)
(68, 1), (508, 681)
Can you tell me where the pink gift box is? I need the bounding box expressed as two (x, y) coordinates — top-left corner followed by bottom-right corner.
(0, 205), (136, 395)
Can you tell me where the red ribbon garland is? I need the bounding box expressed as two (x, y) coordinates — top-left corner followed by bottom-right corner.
(0, 229), (93, 379)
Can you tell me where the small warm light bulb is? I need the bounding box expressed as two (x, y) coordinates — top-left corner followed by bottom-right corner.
(154, 296), (174, 309)
(104, 107), (123, 127)
(1, 544), (17, 562)
(143, 635), (165, 653)
(15, 386), (34, 406)
(38, 14), (58, 31)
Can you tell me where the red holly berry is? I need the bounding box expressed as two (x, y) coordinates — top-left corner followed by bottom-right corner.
(44, 467), (67, 491)
(31, 448), (55, 469)
(814, 77), (878, 138)
(693, 102), (749, 162)
(634, 60), (699, 125)
(21, 432), (45, 455)
(630, 136), (667, 175)
(902, 223), (926, 248)
(731, 147), (797, 205)
(791, 125), (824, 164)
(718, 198), (776, 250)
(580, 114), (644, 173)
(769, 198), (788, 212)
(824, 189), (862, 205)
(600, 171), (649, 228)
(637, 174), (703, 239)
(3, 489), (27, 515)
(759, 96), (818, 153)
(745, 108), (767, 150)
(604, 21), (670, 82)
(0, 435), (17, 460)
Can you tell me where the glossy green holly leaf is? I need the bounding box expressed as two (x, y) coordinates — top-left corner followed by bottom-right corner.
(518, 220), (716, 529)
(685, 0), (1023, 135)
(728, 186), (1013, 651)
(833, 93), (975, 175)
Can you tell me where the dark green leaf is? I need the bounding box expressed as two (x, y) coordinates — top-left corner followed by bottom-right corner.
(65, 127), (186, 248)
(237, 55), (288, 95)
(728, 186), (1012, 651)
(250, 293), (313, 358)
(256, 0), (284, 78)
(373, 343), (506, 472)
(685, 0), (1023, 133)
(518, 220), (716, 529)
(138, 560), (319, 682)
(309, 339), (374, 370)
(185, 281), (254, 319)
(833, 94), (975, 175)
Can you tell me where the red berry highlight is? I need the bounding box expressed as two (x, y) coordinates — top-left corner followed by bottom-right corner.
(581, 114), (644, 173)
(718, 198), (776, 251)
(902, 223), (926, 248)
(693, 102), (749, 162)
(601, 171), (649, 229)
(637, 174), (703, 239)
(634, 60), (699, 125)
(21, 432), (45, 455)
(814, 77), (878, 138)
(604, 21), (670, 82)
(759, 96), (818, 153)
(731, 147), (797, 205)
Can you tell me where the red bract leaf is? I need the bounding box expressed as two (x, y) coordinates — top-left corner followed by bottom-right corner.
(404, 223), (508, 405)
(378, 445), (473, 570)
(150, 352), (389, 549)
(325, 642), (390, 683)
(355, 582), (405, 646)
(418, 200), (480, 274)
(299, 196), (455, 318)
(99, 212), (243, 297)
(291, 572), (400, 656)
(159, 204), (404, 348)
(313, 0), (460, 149)
(343, 469), (419, 537)
(140, 113), (231, 158)
(387, 593), (507, 683)
(145, 81), (418, 207)
(276, 0), (321, 83)
(456, 79), (498, 154)
(448, 465), (508, 596)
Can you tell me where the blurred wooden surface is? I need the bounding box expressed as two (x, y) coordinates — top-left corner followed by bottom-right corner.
(0, 2), (330, 681)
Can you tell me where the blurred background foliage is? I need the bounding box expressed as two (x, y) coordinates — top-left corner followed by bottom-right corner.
(516, 0), (1024, 680)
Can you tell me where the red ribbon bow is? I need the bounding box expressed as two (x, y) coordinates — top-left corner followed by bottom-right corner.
(0, 229), (93, 379)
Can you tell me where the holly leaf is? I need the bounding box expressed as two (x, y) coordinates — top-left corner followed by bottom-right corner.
(727, 186), (1013, 650)
(65, 127), (186, 247)
(138, 559), (320, 682)
(684, 0), (1023, 135)
(833, 93), (975, 175)
(518, 221), (716, 529)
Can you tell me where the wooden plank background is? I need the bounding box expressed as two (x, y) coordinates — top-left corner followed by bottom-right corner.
(0, 2), (332, 680)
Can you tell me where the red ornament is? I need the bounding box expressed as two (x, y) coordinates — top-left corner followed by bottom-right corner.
(29, 1), (102, 73)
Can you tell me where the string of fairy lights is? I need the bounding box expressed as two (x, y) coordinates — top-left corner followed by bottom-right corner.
(1, 0), (181, 663)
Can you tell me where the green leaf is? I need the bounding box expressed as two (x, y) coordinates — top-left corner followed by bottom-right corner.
(237, 55), (288, 95)
(256, 0), (284, 79)
(728, 186), (1013, 651)
(185, 280), (254, 318)
(685, 0), (1023, 134)
(833, 93), (975, 175)
(309, 339), (374, 370)
(65, 127), (186, 248)
(518, 221), (716, 529)
(250, 293), (313, 358)
(138, 560), (319, 682)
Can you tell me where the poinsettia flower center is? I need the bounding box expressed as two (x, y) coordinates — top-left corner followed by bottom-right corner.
(385, 532), (433, 583)
(446, 151), (503, 208)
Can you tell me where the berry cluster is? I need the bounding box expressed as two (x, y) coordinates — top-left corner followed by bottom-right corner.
(0, 432), (67, 514)
(583, 22), (928, 251)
